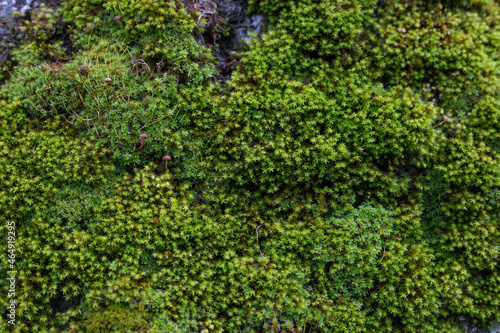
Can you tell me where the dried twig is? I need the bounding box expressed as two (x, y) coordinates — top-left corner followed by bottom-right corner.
(156, 58), (165, 74)
(185, 0), (217, 30)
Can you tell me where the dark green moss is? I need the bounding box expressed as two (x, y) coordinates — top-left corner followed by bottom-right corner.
(0, 0), (499, 332)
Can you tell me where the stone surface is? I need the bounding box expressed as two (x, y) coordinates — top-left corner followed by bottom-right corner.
(0, 0), (36, 35)
(214, 0), (267, 44)
(490, 320), (500, 333)
(207, 0), (267, 81)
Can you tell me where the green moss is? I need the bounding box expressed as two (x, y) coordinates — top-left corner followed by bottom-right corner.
(7, 40), (213, 173)
(0, 0), (499, 331)
(61, 0), (212, 64)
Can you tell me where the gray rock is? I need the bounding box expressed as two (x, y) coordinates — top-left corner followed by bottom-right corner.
(214, 0), (267, 44)
(0, 0), (37, 35)
(460, 317), (500, 333)
(490, 320), (500, 333)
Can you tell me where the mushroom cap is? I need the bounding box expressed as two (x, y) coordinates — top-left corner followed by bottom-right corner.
(139, 133), (148, 139)
(162, 155), (171, 161)
(104, 78), (112, 82)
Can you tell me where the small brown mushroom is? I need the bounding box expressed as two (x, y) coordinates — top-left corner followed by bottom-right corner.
(138, 133), (148, 150)
(162, 155), (171, 170)
(30, 142), (38, 154)
(104, 78), (112, 83)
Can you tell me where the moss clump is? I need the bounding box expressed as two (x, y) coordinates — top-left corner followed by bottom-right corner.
(0, 0), (499, 332)
(62, 0), (213, 65)
(8, 38), (210, 167)
(6, 0), (215, 169)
